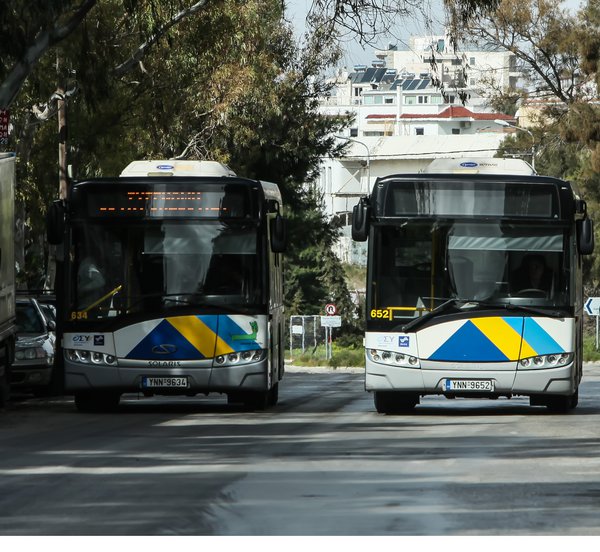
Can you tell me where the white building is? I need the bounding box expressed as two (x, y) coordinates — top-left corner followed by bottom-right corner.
(375, 34), (520, 98)
(321, 133), (510, 265)
(317, 33), (525, 265)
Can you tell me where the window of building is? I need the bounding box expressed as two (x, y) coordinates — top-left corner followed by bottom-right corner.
(470, 57), (476, 65)
(384, 96), (394, 104)
(404, 96), (416, 105)
(415, 127), (424, 135)
(430, 95), (443, 105)
(418, 95), (429, 104)
(350, 128), (358, 137)
(452, 128), (460, 135)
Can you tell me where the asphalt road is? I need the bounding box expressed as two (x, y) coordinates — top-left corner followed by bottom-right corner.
(1, 364), (600, 536)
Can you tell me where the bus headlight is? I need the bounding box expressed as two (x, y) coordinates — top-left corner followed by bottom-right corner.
(367, 348), (420, 368)
(65, 349), (118, 366)
(214, 349), (266, 367)
(519, 353), (573, 369)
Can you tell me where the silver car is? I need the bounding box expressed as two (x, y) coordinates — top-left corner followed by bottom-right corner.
(11, 298), (56, 392)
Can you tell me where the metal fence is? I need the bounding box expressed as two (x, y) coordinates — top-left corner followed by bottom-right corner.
(288, 315), (322, 360)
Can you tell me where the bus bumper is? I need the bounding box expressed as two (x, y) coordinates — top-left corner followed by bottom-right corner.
(365, 359), (577, 396)
(64, 358), (270, 394)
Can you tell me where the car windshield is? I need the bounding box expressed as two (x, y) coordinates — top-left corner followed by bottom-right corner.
(369, 221), (570, 322)
(39, 303), (56, 323)
(69, 220), (262, 319)
(16, 303), (45, 333)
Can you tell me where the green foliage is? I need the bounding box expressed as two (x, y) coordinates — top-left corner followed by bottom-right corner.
(583, 334), (600, 362)
(328, 347), (364, 369)
(286, 342), (364, 367)
(5, 0), (357, 314)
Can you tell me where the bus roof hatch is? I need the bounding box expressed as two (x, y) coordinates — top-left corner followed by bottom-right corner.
(120, 160), (237, 177)
(424, 158), (536, 175)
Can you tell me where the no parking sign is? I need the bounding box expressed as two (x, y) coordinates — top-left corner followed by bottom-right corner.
(325, 303), (337, 316)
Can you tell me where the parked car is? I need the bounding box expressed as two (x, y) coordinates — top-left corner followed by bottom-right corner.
(36, 296), (56, 324)
(11, 297), (56, 393)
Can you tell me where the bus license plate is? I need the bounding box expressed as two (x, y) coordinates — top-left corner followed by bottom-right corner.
(142, 376), (189, 389)
(443, 379), (494, 392)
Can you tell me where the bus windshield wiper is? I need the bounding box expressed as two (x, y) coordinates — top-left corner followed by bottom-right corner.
(401, 298), (461, 332)
(446, 299), (566, 319)
(402, 299), (566, 333)
(473, 301), (566, 318)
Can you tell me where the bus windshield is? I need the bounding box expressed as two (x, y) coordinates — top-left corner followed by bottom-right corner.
(369, 221), (570, 321)
(70, 220), (262, 318)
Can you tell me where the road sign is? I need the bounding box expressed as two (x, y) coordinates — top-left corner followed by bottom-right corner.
(321, 315), (341, 327)
(325, 303), (337, 316)
(585, 297), (600, 315)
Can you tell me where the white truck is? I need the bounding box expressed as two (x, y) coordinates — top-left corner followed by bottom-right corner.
(0, 152), (16, 407)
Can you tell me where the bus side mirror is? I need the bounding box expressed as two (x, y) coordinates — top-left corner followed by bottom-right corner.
(352, 197), (370, 242)
(270, 214), (287, 253)
(46, 200), (65, 245)
(577, 218), (594, 255)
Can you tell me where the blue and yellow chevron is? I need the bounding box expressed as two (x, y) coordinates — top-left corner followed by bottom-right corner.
(426, 316), (565, 362)
(126, 315), (262, 360)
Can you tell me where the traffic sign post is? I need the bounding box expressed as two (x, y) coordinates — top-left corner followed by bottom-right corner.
(323, 305), (340, 360)
(584, 297), (600, 349)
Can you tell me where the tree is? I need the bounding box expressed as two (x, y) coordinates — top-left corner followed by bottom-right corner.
(462, 0), (600, 285)
(0, 0), (508, 111)
(8, 0), (359, 321)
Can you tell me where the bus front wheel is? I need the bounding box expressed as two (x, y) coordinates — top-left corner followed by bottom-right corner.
(229, 383), (279, 411)
(531, 390), (578, 413)
(374, 391), (419, 414)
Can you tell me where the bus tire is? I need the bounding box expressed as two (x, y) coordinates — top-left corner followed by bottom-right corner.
(542, 390), (578, 414)
(268, 382), (279, 407)
(242, 391), (269, 411)
(374, 391), (419, 414)
(74, 391), (121, 413)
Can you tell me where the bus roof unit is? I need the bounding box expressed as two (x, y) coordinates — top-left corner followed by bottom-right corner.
(120, 160), (236, 177)
(424, 158), (535, 175)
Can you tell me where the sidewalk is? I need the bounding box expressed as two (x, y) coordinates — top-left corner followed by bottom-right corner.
(285, 364), (363, 373)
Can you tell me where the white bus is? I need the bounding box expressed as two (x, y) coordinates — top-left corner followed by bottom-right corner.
(352, 158), (594, 413)
(47, 160), (287, 411)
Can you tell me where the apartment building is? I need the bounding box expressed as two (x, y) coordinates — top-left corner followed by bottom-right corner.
(317, 33), (524, 265)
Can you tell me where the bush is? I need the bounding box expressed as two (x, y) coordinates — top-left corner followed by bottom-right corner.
(334, 332), (363, 349)
(328, 347), (364, 368)
(583, 335), (600, 362)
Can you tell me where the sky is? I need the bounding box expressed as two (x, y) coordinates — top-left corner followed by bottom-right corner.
(284, 0), (445, 68)
(285, 0), (585, 70)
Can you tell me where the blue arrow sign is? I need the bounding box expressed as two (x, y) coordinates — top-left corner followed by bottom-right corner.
(585, 297), (600, 315)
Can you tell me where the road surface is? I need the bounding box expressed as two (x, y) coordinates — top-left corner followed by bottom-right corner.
(1, 364), (600, 535)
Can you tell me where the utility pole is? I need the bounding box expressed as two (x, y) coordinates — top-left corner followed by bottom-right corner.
(494, 119), (536, 171)
(57, 89), (68, 199)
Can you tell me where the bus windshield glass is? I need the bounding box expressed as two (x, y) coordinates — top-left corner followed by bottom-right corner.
(369, 221), (570, 321)
(70, 220), (262, 318)
(377, 180), (559, 218)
